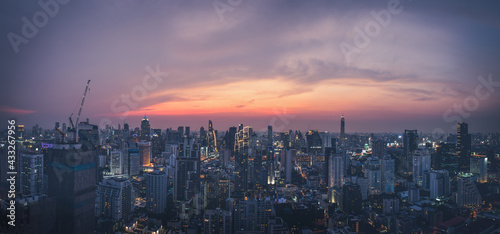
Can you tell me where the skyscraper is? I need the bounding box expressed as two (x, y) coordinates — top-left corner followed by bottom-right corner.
(234, 126), (251, 198)
(19, 153), (45, 197)
(456, 173), (481, 208)
(341, 183), (362, 214)
(174, 137), (200, 201)
(457, 122), (472, 171)
(96, 178), (133, 221)
(140, 115), (151, 140)
(365, 157), (381, 195)
(403, 130), (418, 173)
(234, 198), (274, 233)
(138, 141), (151, 167)
(267, 124), (273, 145)
(413, 149), (431, 187)
(329, 154), (344, 189)
(429, 170), (450, 200)
(381, 156), (395, 194)
(340, 115), (345, 139)
(146, 170), (168, 214)
(110, 150), (122, 175)
(203, 208), (232, 234)
(470, 156), (487, 183)
(47, 144), (96, 234)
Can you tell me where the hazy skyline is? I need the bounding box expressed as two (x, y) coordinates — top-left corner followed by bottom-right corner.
(1, 0), (500, 133)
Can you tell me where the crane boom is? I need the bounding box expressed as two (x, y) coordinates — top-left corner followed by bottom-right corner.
(68, 80), (91, 143)
(76, 80), (91, 128)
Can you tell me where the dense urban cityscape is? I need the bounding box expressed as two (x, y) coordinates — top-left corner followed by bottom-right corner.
(2, 1), (500, 234)
(1, 114), (500, 233)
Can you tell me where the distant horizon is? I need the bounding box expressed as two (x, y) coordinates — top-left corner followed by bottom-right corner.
(1, 1), (500, 134)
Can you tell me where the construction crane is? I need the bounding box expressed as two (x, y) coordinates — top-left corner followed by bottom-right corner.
(69, 80), (91, 143)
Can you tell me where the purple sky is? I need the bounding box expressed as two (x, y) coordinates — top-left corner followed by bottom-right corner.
(1, 0), (500, 133)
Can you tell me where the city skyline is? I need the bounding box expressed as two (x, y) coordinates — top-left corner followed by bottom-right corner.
(1, 0), (500, 133)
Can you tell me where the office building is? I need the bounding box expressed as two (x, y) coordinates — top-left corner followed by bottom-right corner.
(413, 149), (431, 187)
(96, 178), (134, 221)
(140, 115), (151, 140)
(470, 156), (487, 183)
(429, 170), (450, 200)
(456, 173), (481, 208)
(341, 183), (362, 214)
(47, 144), (96, 234)
(329, 154), (344, 189)
(138, 141), (151, 167)
(234, 126), (251, 198)
(110, 150), (122, 175)
(146, 170), (168, 214)
(381, 156), (395, 194)
(19, 153), (45, 197)
(340, 115), (345, 139)
(203, 208), (232, 234)
(403, 130), (418, 173)
(457, 122), (471, 170)
(365, 157), (381, 195)
(234, 198), (274, 233)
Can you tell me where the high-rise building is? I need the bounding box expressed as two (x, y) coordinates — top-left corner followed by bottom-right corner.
(470, 156), (487, 183)
(96, 178), (134, 221)
(285, 149), (294, 184)
(19, 153), (45, 197)
(234, 198), (274, 233)
(174, 137), (200, 201)
(267, 125), (273, 145)
(341, 183), (362, 214)
(151, 131), (165, 159)
(138, 141), (151, 167)
(383, 197), (399, 214)
(140, 115), (151, 140)
(381, 156), (395, 194)
(234, 126), (251, 198)
(457, 122), (471, 171)
(146, 170), (168, 214)
(208, 120), (218, 153)
(456, 173), (481, 208)
(128, 145), (140, 176)
(340, 115), (345, 139)
(47, 144), (96, 234)
(329, 154), (344, 189)
(372, 140), (386, 158)
(203, 208), (232, 234)
(78, 121), (99, 151)
(413, 149), (431, 187)
(306, 130), (322, 154)
(226, 126), (237, 151)
(434, 143), (457, 173)
(429, 170), (450, 200)
(365, 157), (381, 195)
(403, 130), (418, 173)
(110, 150), (122, 175)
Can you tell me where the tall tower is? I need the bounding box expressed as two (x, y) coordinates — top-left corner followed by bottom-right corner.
(403, 130), (418, 173)
(267, 125), (273, 145)
(457, 122), (471, 171)
(208, 120), (218, 153)
(340, 115), (345, 139)
(140, 115), (151, 140)
(234, 126), (251, 198)
(47, 144), (96, 234)
(146, 170), (168, 214)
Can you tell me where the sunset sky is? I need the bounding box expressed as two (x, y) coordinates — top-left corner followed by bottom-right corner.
(1, 0), (500, 133)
